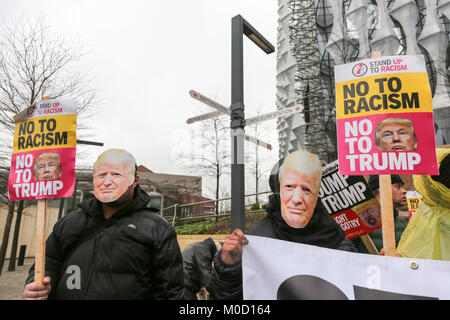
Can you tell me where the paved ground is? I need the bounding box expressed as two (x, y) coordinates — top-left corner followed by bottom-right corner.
(0, 258), (33, 300)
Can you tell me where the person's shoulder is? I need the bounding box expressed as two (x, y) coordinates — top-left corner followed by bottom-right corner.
(50, 207), (91, 242)
(129, 208), (175, 238)
(54, 207), (86, 228)
(182, 243), (195, 257)
(131, 207), (169, 224)
(248, 216), (276, 238)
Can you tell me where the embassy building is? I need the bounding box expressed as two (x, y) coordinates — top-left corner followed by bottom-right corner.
(276, 0), (450, 162)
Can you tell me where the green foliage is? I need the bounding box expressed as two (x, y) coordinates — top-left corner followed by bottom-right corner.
(250, 202), (260, 210)
(175, 220), (215, 235)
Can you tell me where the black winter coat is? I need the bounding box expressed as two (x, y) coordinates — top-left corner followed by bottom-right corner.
(25, 186), (184, 300)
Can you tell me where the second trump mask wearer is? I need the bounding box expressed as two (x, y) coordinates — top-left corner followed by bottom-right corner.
(278, 151), (322, 229)
(267, 151), (347, 249)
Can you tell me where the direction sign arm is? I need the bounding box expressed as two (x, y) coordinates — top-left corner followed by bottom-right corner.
(245, 105), (302, 126)
(244, 134), (272, 151)
(186, 110), (225, 124)
(189, 89), (231, 115)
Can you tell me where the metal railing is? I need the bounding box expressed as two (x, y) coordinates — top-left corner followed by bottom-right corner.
(161, 191), (271, 225)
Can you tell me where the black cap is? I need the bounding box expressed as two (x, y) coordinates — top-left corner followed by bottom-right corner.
(368, 174), (404, 192)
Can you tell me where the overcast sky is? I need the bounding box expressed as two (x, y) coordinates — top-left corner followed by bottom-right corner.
(0, 0), (279, 195)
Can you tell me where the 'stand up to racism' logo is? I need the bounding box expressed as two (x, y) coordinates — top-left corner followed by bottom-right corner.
(352, 63), (368, 77)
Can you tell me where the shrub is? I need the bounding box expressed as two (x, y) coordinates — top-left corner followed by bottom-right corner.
(250, 202), (260, 210)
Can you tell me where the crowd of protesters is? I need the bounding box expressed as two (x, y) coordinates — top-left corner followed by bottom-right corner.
(22, 147), (449, 300)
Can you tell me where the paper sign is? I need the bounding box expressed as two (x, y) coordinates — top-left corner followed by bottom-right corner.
(243, 235), (450, 300)
(406, 190), (423, 216)
(318, 160), (381, 239)
(335, 55), (438, 176)
(8, 99), (78, 200)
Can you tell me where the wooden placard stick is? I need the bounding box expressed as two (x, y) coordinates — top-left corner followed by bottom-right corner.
(34, 96), (50, 284)
(379, 174), (396, 256)
(370, 52), (396, 257)
(34, 198), (47, 284)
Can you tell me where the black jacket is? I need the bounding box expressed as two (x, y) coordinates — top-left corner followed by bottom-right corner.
(25, 186), (184, 300)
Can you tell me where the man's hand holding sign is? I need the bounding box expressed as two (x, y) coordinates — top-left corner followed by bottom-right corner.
(222, 229), (248, 265)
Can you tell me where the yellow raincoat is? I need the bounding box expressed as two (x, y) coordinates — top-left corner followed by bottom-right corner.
(397, 148), (450, 260)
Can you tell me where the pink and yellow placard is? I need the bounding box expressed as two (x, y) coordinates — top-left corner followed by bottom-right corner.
(335, 55), (438, 175)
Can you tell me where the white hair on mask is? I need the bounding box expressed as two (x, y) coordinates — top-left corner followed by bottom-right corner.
(278, 150), (322, 191)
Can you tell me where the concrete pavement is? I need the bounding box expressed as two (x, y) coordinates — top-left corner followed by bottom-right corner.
(0, 258), (32, 300)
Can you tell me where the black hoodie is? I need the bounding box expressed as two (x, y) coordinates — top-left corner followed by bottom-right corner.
(25, 185), (184, 300)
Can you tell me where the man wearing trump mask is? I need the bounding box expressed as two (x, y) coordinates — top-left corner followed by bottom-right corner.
(93, 149), (140, 217)
(22, 148), (184, 300)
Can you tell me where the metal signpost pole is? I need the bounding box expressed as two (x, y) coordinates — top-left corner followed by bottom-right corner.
(186, 16), (274, 233)
(230, 15), (274, 232)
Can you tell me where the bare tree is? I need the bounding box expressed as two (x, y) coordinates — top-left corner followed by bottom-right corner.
(0, 201), (15, 277)
(0, 16), (98, 273)
(174, 115), (230, 221)
(245, 111), (276, 207)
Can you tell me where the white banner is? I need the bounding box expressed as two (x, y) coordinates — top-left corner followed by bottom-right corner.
(243, 235), (450, 300)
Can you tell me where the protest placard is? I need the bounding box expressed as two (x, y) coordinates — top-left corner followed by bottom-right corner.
(243, 235), (450, 300)
(318, 160), (381, 239)
(335, 55), (438, 176)
(8, 99), (77, 200)
(406, 190), (423, 217)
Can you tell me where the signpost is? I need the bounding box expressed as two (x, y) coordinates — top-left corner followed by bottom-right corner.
(188, 90), (302, 127)
(186, 15), (276, 232)
(189, 90), (231, 115)
(187, 89), (284, 151)
(244, 135), (272, 151)
(186, 110), (224, 124)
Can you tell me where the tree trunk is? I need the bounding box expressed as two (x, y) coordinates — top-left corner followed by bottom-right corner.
(255, 144), (259, 205)
(215, 163), (220, 223)
(0, 201), (16, 277)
